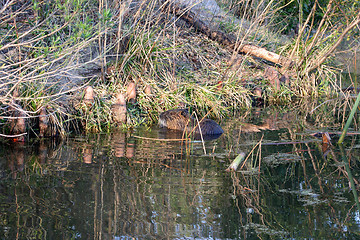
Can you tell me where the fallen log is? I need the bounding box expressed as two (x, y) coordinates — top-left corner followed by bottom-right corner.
(163, 1), (294, 68)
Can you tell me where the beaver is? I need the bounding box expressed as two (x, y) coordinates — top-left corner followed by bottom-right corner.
(159, 109), (224, 136)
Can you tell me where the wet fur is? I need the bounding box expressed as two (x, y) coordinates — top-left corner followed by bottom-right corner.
(159, 109), (224, 135)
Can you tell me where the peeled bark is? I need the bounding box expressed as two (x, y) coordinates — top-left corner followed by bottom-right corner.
(239, 45), (294, 68)
(39, 106), (49, 137)
(111, 93), (127, 124)
(9, 104), (27, 142)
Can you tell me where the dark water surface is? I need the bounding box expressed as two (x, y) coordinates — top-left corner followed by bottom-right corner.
(1, 109), (360, 239)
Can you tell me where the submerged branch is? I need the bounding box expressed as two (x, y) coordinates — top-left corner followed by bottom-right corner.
(133, 135), (191, 141)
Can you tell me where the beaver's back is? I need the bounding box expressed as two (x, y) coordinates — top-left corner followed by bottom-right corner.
(195, 118), (224, 135)
(159, 109), (223, 136)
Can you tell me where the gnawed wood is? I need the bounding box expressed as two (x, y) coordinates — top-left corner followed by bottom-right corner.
(164, 1), (294, 68)
(39, 106), (50, 137)
(9, 103), (27, 142)
(111, 93), (127, 124)
(239, 45), (294, 68)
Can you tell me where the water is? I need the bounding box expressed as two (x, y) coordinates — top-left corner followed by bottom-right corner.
(1, 108), (360, 239)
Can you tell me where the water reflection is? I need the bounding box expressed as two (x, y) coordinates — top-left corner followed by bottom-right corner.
(1, 109), (360, 239)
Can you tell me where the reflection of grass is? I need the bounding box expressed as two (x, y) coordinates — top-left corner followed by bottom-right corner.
(228, 140), (360, 238)
(263, 153), (302, 166)
(2, 124), (360, 238)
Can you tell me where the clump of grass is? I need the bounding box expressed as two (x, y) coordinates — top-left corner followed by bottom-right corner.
(0, 0), (113, 136)
(282, 1), (360, 96)
(218, 0), (359, 98)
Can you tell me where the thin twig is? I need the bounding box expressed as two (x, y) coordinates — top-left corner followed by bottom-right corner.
(0, 132), (27, 138)
(132, 135), (191, 141)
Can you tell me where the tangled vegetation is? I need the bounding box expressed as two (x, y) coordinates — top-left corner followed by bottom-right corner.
(0, 0), (359, 139)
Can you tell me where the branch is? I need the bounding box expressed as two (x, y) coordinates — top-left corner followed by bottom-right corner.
(163, 1), (294, 68)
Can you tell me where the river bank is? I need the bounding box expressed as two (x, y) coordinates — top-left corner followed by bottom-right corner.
(0, 0), (359, 141)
